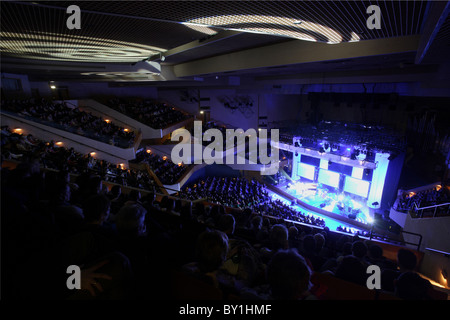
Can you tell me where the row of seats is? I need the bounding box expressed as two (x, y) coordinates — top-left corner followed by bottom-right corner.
(1, 126), (158, 190)
(132, 148), (189, 185)
(2, 98), (136, 148)
(107, 97), (192, 129)
(2, 132), (446, 300)
(396, 186), (450, 213)
(2, 111), (447, 300)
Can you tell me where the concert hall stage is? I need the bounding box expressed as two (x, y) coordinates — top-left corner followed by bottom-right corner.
(265, 181), (373, 232)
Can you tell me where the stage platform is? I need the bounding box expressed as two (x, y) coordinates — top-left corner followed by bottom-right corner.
(265, 181), (373, 233)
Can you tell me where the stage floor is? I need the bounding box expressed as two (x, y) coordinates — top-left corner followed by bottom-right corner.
(267, 191), (364, 233)
(269, 180), (374, 233)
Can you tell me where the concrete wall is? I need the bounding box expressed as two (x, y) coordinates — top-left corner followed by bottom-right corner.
(158, 89), (304, 131)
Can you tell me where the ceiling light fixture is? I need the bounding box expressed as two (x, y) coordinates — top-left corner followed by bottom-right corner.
(183, 14), (353, 44)
(0, 31), (165, 63)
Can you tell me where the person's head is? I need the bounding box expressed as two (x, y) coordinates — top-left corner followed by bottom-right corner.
(397, 249), (417, 271)
(341, 242), (353, 256)
(86, 175), (103, 195)
(54, 180), (71, 203)
(83, 194), (111, 224)
(352, 240), (368, 259)
(195, 230), (229, 273)
(116, 203), (147, 236)
(302, 235), (316, 254)
(267, 249), (311, 300)
(367, 244), (383, 260)
(269, 224), (289, 251)
(288, 226), (299, 240)
(335, 255), (367, 286)
(314, 233), (325, 252)
(217, 214), (235, 236)
(251, 216), (263, 230)
(110, 185), (122, 198)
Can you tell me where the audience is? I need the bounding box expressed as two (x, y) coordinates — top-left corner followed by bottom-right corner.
(2, 99), (136, 148)
(132, 149), (188, 185)
(1, 127), (445, 301)
(267, 249), (316, 300)
(179, 176), (328, 230)
(1, 126), (158, 193)
(107, 97), (191, 129)
(395, 186), (450, 213)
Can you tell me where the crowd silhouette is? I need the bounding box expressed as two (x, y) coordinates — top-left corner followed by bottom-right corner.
(1, 128), (444, 301)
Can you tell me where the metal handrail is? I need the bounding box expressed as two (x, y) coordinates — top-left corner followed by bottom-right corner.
(414, 202), (450, 211)
(413, 201), (450, 218)
(369, 228), (423, 251)
(425, 248), (450, 258)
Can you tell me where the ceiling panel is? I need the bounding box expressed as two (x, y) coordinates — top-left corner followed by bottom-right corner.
(1, 1), (431, 64)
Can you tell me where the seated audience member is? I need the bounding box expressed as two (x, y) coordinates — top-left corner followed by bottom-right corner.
(216, 214), (236, 237)
(351, 240), (369, 267)
(141, 191), (159, 212)
(288, 226), (300, 251)
(364, 243), (397, 270)
(218, 213), (265, 287)
(82, 194), (111, 227)
(267, 249), (316, 300)
(251, 215), (268, 244)
(113, 203), (160, 298)
(183, 230), (242, 292)
(107, 185), (122, 201)
(58, 195), (118, 286)
(115, 203), (147, 237)
(107, 185), (124, 217)
(183, 230), (229, 278)
(260, 224), (289, 263)
(51, 180), (84, 233)
(381, 248), (419, 292)
(394, 271), (433, 300)
(301, 235), (325, 272)
(334, 255), (367, 286)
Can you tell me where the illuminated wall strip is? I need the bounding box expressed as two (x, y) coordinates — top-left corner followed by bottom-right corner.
(367, 153), (390, 209)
